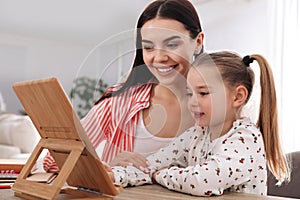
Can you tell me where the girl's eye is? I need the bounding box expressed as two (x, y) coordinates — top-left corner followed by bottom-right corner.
(199, 92), (209, 96)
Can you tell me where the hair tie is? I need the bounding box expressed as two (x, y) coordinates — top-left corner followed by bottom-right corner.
(242, 55), (254, 67)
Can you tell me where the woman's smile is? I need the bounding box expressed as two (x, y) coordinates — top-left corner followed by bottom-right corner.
(153, 64), (179, 76)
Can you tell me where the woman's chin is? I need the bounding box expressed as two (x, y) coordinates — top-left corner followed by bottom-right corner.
(157, 74), (185, 87)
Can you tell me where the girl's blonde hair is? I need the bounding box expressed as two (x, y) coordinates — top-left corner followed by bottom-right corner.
(193, 51), (290, 183)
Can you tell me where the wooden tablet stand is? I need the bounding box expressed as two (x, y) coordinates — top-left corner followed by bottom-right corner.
(12, 138), (121, 199)
(12, 77), (122, 199)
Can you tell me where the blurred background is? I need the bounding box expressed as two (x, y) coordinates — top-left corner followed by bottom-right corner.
(0, 0), (299, 152)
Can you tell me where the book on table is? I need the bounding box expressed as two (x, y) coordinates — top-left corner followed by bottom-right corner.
(0, 159), (26, 172)
(1, 159), (57, 188)
(0, 159), (26, 179)
(26, 172), (57, 184)
(0, 159), (26, 189)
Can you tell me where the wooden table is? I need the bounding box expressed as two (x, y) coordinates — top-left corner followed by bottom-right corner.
(0, 184), (295, 200)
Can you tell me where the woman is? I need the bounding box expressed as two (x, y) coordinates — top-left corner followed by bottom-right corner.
(43, 0), (204, 172)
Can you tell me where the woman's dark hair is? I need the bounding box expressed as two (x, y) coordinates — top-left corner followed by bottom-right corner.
(96, 0), (203, 103)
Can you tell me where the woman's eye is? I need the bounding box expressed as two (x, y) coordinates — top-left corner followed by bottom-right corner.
(143, 45), (154, 50)
(166, 43), (179, 49)
(186, 92), (193, 97)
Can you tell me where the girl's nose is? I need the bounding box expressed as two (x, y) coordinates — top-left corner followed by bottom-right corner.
(190, 94), (199, 106)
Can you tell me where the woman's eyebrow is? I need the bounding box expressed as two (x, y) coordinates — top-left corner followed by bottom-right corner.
(163, 35), (181, 43)
(141, 39), (152, 43)
(141, 35), (182, 44)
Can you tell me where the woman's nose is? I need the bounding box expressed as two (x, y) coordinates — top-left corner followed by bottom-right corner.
(153, 48), (168, 62)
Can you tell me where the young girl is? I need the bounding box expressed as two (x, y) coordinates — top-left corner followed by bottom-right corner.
(110, 51), (290, 196)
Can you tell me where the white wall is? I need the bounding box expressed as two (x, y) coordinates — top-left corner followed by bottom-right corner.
(197, 0), (273, 56)
(0, 33), (92, 112)
(0, 0), (273, 114)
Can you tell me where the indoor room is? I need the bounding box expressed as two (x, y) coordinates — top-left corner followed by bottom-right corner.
(0, 0), (299, 199)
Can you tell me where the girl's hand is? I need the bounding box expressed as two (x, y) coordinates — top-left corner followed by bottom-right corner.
(152, 167), (168, 183)
(109, 151), (150, 172)
(152, 171), (158, 183)
(102, 162), (114, 182)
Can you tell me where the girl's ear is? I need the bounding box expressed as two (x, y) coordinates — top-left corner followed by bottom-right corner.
(232, 85), (248, 108)
(194, 32), (204, 54)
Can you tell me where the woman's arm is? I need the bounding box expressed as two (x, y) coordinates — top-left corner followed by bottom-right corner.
(81, 97), (112, 149)
(109, 151), (149, 169)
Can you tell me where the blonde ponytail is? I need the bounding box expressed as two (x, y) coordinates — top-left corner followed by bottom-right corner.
(252, 54), (290, 183)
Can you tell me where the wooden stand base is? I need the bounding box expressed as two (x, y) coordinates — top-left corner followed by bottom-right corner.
(12, 138), (121, 200)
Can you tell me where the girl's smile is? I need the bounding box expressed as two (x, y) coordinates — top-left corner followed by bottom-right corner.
(191, 111), (205, 119)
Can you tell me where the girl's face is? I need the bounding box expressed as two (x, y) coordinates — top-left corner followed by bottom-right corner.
(141, 18), (203, 85)
(186, 67), (235, 130)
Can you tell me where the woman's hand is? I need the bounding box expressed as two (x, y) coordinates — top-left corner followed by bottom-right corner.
(109, 151), (150, 172)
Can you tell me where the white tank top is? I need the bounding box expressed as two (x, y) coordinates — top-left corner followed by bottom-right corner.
(134, 111), (175, 157)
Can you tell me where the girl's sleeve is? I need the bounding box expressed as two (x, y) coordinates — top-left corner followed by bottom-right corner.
(112, 128), (198, 187)
(113, 165), (152, 187)
(43, 97), (112, 172)
(154, 128), (266, 196)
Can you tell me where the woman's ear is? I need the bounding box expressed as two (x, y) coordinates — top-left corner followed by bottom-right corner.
(232, 85), (248, 108)
(194, 32), (204, 54)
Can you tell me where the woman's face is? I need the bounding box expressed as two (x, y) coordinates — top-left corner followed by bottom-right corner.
(141, 18), (203, 85)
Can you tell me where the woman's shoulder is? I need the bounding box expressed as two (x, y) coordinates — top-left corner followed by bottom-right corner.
(114, 83), (153, 104)
(108, 83), (152, 95)
(100, 83), (152, 101)
(105, 83), (123, 93)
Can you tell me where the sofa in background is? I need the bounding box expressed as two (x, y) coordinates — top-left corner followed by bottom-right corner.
(268, 151), (300, 199)
(0, 113), (40, 160)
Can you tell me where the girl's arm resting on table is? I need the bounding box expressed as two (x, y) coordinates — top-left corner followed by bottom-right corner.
(154, 129), (266, 196)
(111, 127), (198, 187)
(112, 166), (152, 187)
(146, 127), (199, 172)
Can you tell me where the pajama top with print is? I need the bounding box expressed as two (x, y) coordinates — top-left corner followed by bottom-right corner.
(112, 117), (267, 196)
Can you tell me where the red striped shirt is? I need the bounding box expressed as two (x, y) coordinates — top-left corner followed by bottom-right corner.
(43, 83), (152, 172)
